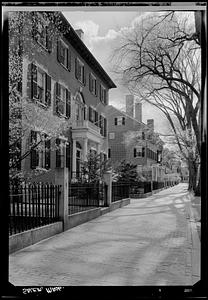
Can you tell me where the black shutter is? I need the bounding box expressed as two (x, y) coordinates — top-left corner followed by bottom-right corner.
(45, 73), (51, 106)
(104, 118), (107, 137)
(114, 117), (117, 126)
(56, 138), (61, 168)
(142, 147), (145, 157)
(57, 40), (61, 63)
(31, 63), (37, 99)
(108, 148), (111, 159)
(55, 82), (60, 114)
(99, 84), (102, 101)
(75, 58), (78, 79)
(30, 131), (38, 169)
(66, 89), (71, 118)
(95, 111), (98, 126)
(67, 49), (71, 71)
(83, 66), (86, 85)
(45, 136), (51, 169)
(134, 148), (136, 158)
(66, 143), (70, 169)
(122, 117), (125, 125)
(89, 73), (92, 92)
(89, 106), (93, 122)
(95, 79), (97, 96)
(103, 89), (106, 104)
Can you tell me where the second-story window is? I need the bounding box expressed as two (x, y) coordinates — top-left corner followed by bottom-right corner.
(100, 84), (107, 104)
(30, 63), (51, 107)
(55, 82), (71, 118)
(134, 146), (145, 158)
(89, 73), (97, 96)
(89, 106), (98, 126)
(114, 116), (125, 126)
(57, 40), (71, 71)
(75, 58), (85, 85)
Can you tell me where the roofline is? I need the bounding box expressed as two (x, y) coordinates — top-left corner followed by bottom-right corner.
(59, 13), (117, 89)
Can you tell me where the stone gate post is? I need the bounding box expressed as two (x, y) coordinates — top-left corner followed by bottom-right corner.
(103, 171), (112, 206)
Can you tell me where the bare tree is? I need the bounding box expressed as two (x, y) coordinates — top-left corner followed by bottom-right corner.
(111, 11), (201, 195)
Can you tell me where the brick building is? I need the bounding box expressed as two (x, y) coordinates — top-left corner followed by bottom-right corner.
(106, 95), (164, 169)
(17, 12), (116, 182)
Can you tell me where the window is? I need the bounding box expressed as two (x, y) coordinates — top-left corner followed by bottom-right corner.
(109, 132), (115, 139)
(75, 58), (85, 84)
(89, 73), (97, 96)
(32, 13), (52, 52)
(114, 116), (125, 126)
(30, 63), (51, 106)
(30, 131), (50, 169)
(57, 40), (71, 70)
(55, 82), (71, 118)
(134, 146), (142, 158)
(142, 132), (145, 140)
(99, 115), (107, 137)
(100, 84), (107, 104)
(89, 106), (98, 126)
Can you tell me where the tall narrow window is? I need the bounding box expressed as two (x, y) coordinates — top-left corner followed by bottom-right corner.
(57, 40), (71, 70)
(75, 58), (85, 84)
(55, 82), (71, 118)
(89, 73), (97, 96)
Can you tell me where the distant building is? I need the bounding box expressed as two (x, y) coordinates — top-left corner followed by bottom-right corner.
(106, 95), (164, 169)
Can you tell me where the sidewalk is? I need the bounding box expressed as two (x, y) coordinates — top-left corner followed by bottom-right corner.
(9, 183), (200, 286)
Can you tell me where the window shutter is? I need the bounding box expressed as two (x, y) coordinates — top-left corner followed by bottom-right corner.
(45, 73), (51, 106)
(67, 49), (71, 71)
(103, 89), (106, 104)
(66, 89), (71, 118)
(31, 63), (37, 99)
(108, 148), (111, 159)
(134, 148), (137, 158)
(57, 40), (61, 63)
(122, 117), (125, 125)
(83, 66), (86, 85)
(89, 106), (93, 122)
(56, 138), (61, 168)
(99, 84), (102, 101)
(95, 111), (98, 126)
(54, 82), (60, 114)
(46, 27), (52, 52)
(66, 143), (70, 169)
(95, 79), (97, 96)
(104, 118), (107, 137)
(142, 147), (145, 157)
(84, 106), (86, 120)
(89, 73), (92, 92)
(75, 58), (78, 79)
(45, 136), (51, 169)
(114, 117), (117, 126)
(30, 131), (38, 169)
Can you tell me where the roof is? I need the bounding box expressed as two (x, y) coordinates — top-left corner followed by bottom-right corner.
(59, 13), (117, 89)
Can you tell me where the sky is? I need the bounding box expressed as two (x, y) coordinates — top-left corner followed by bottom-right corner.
(62, 7), (196, 136)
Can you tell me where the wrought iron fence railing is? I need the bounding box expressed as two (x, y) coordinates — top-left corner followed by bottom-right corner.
(68, 181), (107, 215)
(9, 182), (61, 235)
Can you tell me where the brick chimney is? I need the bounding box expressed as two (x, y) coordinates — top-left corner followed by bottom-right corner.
(126, 95), (135, 118)
(135, 102), (142, 123)
(75, 29), (84, 40)
(147, 119), (154, 132)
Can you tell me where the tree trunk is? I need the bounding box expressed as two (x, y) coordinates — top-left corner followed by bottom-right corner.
(188, 159), (197, 192)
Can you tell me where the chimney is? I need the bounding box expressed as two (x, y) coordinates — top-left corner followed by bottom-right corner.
(126, 95), (135, 118)
(75, 29), (84, 40)
(147, 119), (154, 132)
(135, 102), (142, 123)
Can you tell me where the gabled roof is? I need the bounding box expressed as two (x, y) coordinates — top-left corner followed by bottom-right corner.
(59, 13), (117, 89)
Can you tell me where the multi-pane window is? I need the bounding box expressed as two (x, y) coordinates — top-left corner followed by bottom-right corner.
(30, 63), (51, 106)
(32, 13), (52, 52)
(100, 84), (107, 104)
(114, 116), (125, 126)
(89, 73), (97, 95)
(89, 106), (98, 126)
(55, 82), (71, 118)
(75, 58), (85, 84)
(134, 146), (145, 158)
(57, 40), (71, 70)
(30, 131), (50, 169)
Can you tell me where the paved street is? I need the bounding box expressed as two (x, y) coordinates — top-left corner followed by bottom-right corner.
(9, 183), (200, 286)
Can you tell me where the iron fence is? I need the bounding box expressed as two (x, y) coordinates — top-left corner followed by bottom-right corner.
(9, 182), (61, 235)
(112, 182), (130, 202)
(68, 181), (107, 215)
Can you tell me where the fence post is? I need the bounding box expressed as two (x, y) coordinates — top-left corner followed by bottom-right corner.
(103, 171), (112, 206)
(55, 167), (68, 231)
